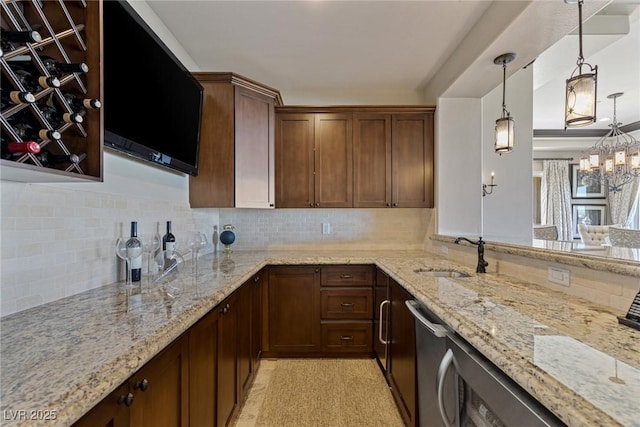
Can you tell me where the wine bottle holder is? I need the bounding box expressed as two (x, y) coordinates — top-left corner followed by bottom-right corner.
(1, 0), (102, 181)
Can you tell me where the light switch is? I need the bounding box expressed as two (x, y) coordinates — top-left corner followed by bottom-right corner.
(548, 266), (570, 286)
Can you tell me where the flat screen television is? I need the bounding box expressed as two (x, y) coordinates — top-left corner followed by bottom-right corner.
(103, 0), (203, 176)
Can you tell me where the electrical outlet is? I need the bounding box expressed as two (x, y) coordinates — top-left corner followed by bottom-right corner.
(322, 223), (331, 235)
(548, 266), (570, 286)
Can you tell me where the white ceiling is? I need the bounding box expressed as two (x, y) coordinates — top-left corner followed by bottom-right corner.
(145, 0), (639, 131)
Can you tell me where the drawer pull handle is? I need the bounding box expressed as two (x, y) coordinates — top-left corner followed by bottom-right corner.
(134, 379), (149, 392)
(340, 336), (354, 341)
(118, 393), (134, 407)
(340, 274), (353, 279)
(341, 302), (354, 308)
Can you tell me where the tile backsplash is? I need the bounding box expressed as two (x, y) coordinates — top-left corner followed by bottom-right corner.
(0, 178), (433, 315)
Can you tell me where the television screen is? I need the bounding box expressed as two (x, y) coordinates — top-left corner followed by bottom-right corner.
(103, 0), (203, 176)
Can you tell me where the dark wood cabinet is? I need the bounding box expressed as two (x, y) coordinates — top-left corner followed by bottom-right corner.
(267, 266), (321, 354)
(353, 112), (434, 208)
(353, 114), (392, 207)
(236, 282), (252, 400)
(217, 294), (238, 427)
(190, 73), (282, 208)
(391, 113), (434, 208)
(275, 113), (353, 208)
(188, 308), (219, 427)
(276, 106), (434, 208)
(72, 383), (130, 427)
(76, 334), (189, 427)
(388, 278), (417, 427)
(129, 335), (190, 427)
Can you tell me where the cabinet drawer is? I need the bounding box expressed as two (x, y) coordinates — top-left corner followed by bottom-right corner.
(321, 322), (373, 353)
(321, 289), (373, 320)
(321, 265), (373, 287)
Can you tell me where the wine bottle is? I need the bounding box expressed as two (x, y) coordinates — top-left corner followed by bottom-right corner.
(163, 221), (176, 252)
(127, 221), (142, 282)
(1, 140), (40, 159)
(63, 93), (101, 110)
(1, 88), (36, 109)
(35, 149), (83, 167)
(14, 68), (61, 92)
(0, 29), (42, 51)
(39, 97), (84, 128)
(41, 56), (89, 77)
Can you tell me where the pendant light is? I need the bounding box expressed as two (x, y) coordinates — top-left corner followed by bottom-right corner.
(565, 0), (598, 128)
(494, 53), (516, 154)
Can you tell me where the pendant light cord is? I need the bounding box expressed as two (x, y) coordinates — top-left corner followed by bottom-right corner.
(577, 0), (585, 68)
(502, 61), (508, 117)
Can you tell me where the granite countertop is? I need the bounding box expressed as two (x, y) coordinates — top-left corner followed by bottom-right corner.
(1, 250), (638, 426)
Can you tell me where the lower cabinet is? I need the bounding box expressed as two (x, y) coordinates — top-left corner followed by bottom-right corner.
(73, 333), (190, 427)
(74, 269), (265, 427)
(388, 277), (418, 427)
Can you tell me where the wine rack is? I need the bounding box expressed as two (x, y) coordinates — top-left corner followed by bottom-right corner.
(1, 0), (103, 182)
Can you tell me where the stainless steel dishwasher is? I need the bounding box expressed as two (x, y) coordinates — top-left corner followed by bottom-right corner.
(406, 299), (565, 427)
(405, 299), (455, 427)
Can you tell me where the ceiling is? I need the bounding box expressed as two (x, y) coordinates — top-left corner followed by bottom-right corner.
(146, 0), (639, 133)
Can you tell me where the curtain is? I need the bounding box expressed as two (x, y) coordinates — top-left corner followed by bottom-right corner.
(541, 160), (573, 240)
(609, 177), (640, 226)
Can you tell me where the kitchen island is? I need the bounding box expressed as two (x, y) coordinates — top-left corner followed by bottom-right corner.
(1, 250), (638, 426)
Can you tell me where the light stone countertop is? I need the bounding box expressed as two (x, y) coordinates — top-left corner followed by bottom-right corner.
(0, 250), (638, 427)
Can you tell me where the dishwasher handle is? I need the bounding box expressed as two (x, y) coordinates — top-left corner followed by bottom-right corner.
(378, 300), (390, 345)
(405, 300), (448, 338)
(437, 348), (460, 427)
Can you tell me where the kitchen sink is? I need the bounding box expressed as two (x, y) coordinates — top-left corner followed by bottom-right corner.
(413, 268), (471, 278)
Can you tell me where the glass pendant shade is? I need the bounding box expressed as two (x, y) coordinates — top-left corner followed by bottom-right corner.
(565, 70), (597, 127)
(494, 116), (514, 153)
(564, 0), (598, 128)
(493, 53), (516, 154)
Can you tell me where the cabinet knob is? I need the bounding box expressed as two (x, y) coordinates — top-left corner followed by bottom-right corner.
(309, 203), (314, 207)
(118, 392), (135, 407)
(315, 268), (320, 273)
(393, 203), (398, 207)
(315, 203), (320, 207)
(253, 276), (260, 283)
(134, 379), (149, 392)
(269, 203), (274, 207)
(386, 203), (391, 207)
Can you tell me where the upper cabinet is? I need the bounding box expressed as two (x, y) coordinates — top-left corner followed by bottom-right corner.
(275, 112), (353, 208)
(277, 106), (434, 208)
(0, 0), (103, 182)
(189, 73), (282, 208)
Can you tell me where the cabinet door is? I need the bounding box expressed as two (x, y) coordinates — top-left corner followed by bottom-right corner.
(315, 113), (353, 207)
(275, 113), (315, 207)
(391, 113), (434, 208)
(353, 114), (392, 207)
(236, 282), (253, 400)
(251, 272), (264, 375)
(217, 295), (238, 427)
(388, 279), (417, 427)
(268, 266), (321, 354)
(129, 334), (189, 427)
(189, 309), (218, 427)
(235, 86), (275, 208)
(72, 383), (130, 427)
(374, 268), (389, 373)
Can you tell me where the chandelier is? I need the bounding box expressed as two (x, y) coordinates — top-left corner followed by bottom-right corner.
(579, 93), (640, 193)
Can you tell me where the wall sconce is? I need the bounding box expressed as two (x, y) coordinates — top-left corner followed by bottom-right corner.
(482, 172), (497, 197)
(494, 53), (516, 154)
(565, 0), (598, 128)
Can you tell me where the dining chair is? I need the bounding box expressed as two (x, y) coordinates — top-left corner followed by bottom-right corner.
(533, 225), (558, 241)
(608, 226), (640, 248)
(578, 224), (610, 246)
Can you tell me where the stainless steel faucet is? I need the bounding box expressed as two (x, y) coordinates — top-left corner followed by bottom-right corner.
(454, 237), (488, 273)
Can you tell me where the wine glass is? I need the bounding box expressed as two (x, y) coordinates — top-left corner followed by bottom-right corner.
(187, 231), (208, 275)
(139, 232), (161, 281)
